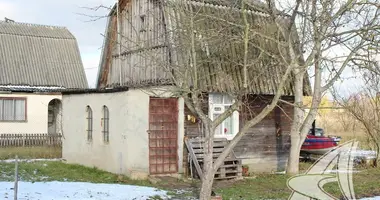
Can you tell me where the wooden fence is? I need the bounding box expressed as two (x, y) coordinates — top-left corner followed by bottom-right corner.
(0, 133), (62, 147)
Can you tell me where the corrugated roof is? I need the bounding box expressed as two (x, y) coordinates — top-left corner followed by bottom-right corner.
(97, 0), (311, 96)
(179, 0), (311, 96)
(0, 85), (127, 94)
(0, 21), (88, 89)
(0, 85), (65, 93)
(0, 21), (75, 39)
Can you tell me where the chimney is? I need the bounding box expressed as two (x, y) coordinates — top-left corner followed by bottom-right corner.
(4, 17), (15, 23)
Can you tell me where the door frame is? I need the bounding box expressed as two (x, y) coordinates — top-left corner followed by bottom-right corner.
(148, 97), (179, 175)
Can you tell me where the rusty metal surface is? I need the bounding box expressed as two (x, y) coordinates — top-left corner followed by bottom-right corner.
(149, 97), (178, 174)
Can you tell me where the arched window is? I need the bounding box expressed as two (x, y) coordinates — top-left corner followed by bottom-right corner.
(102, 105), (109, 143)
(86, 106), (93, 141)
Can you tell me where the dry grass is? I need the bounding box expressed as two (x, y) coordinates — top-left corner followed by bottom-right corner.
(0, 146), (62, 160)
(315, 110), (372, 149)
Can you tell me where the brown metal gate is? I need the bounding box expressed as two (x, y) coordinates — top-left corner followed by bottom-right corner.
(148, 97), (178, 174)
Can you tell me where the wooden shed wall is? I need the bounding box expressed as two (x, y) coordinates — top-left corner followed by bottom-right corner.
(234, 95), (294, 172)
(183, 95), (294, 173)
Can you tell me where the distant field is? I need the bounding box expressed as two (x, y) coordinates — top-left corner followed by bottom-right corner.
(314, 110), (373, 149)
(316, 111), (364, 135)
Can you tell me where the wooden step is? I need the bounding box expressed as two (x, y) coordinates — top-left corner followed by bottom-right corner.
(185, 137), (243, 181)
(192, 147), (225, 153)
(214, 175), (239, 180)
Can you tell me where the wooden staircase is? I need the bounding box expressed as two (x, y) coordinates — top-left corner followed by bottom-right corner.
(185, 137), (243, 180)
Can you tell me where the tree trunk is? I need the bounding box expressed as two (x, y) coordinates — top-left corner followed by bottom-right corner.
(286, 67), (304, 174)
(199, 165), (214, 200)
(287, 133), (301, 174)
(199, 127), (214, 200)
(375, 142), (380, 167)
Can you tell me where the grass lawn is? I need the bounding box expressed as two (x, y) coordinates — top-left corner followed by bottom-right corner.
(0, 147), (62, 160)
(215, 162), (380, 199)
(0, 160), (379, 199)
(0, 160), (151, 187)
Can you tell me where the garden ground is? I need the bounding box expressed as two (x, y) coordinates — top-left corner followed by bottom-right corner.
(0, 159), (379, 200)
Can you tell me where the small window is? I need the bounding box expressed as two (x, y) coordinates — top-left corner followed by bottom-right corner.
(0, 97), (27, 122)
(209, 93), (239, 140)
(86, 106), (93, 141)
(101, 105), (110, 143)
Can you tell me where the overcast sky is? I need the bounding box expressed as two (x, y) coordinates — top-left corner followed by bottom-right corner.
(0, 0), (364, 98)
(0, 0), (116, 88)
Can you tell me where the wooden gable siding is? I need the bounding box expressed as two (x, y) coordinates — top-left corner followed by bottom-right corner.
(98, 0), (311, 97)
(106, 0), (171, 87)
(100, 15), (118, 87)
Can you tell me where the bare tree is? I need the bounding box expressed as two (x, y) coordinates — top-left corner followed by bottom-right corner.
(153, 1), (297, 198)
(84, 0), (380, 198)
(333, 65), (380, 166)
(260, 0), (380, 174)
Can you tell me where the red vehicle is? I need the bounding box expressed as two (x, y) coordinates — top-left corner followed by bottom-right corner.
(301, 128), (341, 156)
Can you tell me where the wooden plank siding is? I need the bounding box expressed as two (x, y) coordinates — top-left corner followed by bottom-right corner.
(102, 0), (171, 88)
(234, 95), (294, 172)
(183, 95), (294, 174)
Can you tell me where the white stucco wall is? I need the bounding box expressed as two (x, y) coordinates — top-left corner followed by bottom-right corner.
(61, 88), (184, 179)
(0, 93), (62, 134)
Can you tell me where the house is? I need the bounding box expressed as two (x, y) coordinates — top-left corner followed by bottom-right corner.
(0, 20), (88, 134)
(61, 0), (311, 179)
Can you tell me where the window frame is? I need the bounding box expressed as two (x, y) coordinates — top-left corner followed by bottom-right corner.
(0, 97), (27, 122)
(86, 106), (93, 142)
(101, 105), (110, 143)
(208, 93), (239, 140)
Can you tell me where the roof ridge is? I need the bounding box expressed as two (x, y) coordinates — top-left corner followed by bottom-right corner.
(0, 20), (68, 30)
(184, 0), (270, 17)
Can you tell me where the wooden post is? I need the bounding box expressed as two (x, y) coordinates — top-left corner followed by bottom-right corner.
(312, 120), (316, 135)
(189, 156), (193, 179)
(14, 155), (19, 200)
(185, 139), (203, 178)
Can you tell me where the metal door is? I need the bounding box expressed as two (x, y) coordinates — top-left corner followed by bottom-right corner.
(148, 97), (178, 174)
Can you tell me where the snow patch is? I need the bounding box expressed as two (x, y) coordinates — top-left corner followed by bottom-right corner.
(323, 169), (361, 173)
(0, 181), (169, 200)
(0, 158), (63, 163)
(360, 197), (380, 200)
(343, 149), (377, 160)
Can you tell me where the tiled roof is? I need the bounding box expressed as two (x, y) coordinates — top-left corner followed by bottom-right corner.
(0, 21), (88, 89)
